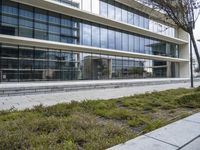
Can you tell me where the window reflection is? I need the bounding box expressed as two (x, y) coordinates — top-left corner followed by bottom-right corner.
(100, 27), (108, 48)
(108, 29), (115, 49)
(100, 0), (107, 17)
(0, 44), (180, 82)
(0, 0), (179, 60)
(122, 33), (128, 51)
(53, 0), (175, 37)
(108, 1), (115, 19)
(82, 23), (91, 46)
(92, 25), (100, 47)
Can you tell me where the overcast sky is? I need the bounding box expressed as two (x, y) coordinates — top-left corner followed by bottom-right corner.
(192, 17), (200, 63)
(194, 17), (200, 41)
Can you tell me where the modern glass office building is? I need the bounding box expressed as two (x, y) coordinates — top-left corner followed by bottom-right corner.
(0, 0), (189, 82)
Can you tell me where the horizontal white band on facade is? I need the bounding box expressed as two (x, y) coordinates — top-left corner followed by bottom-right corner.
(11, 0), (188, 45)
(0, 34), (189, 63)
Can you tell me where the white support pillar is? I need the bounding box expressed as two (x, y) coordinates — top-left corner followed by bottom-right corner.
(178, 28), (190, 78)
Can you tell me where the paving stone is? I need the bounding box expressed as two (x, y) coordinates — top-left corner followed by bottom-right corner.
(107, 136), (177, 150)
(180, 137), (200, 150)
(0, 81), (200, 111)
(146, 120), (200, 147)
(184, 113), (200, 124)
(1, 78), (199, 97)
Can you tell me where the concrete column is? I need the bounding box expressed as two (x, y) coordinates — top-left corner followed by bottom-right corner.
(178, 28), (190, 78)
(167, 62), (172, 77)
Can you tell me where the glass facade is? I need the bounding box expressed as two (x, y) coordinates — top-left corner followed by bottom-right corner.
(0, 44), (179, 82)
(0, 0), (179, 58)
(0, 0), (181, 82)
(52, 0), (176, 37)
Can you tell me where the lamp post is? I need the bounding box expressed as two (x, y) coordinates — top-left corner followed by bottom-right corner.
(190, 36), (194, 88)
(188, 0), (195, 88)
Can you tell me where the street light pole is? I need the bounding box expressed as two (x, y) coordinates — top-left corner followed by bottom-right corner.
(190, 37), (194, 88)
(187, 0), (195, 88)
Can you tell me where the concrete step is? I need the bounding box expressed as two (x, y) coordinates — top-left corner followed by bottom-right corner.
(0, 78), (199, 97)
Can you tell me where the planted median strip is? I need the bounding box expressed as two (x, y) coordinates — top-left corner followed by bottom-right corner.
(0, 87), (200, 149)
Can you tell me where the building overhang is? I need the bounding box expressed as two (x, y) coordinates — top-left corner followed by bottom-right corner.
(11, 0), (188, 45)
(0, 34), (189, 63)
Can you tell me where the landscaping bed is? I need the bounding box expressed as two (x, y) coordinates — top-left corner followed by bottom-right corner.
(0, 88), (200, 150)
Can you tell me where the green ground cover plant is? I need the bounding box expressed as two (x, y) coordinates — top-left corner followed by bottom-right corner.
(0, 88), (200, 150)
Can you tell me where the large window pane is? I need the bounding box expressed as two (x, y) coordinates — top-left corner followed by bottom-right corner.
(122, 33), (128, 51)
(129, 35), (134, 52)
(134, 14), (139, 26)
(19, 60), (33, 70)
(35, 48), (47, 59)
(34, 8), (48, 40)
(108, 29), (115, 49)
(49, 12), (60, 25)
(100, 0), (107, 17)
(135, 36), (140, 52)
(139, 16), (144, 28)
(128, 11), (134, 25)
(92, 25), (100, 47)
(82, 23), (92, 46)
(19, 27), (33, 38)
(61, 16), (71, 27)
(19, 46), (34, 58)
(61, 27), (72, 36)
(81, 53), (92, 80)
(2, 1), (18, 15)
(108, 1), (114, 19)
(1, 58), (18, 69)
(122, 7), (128, 23)
(115, 5), (122, 21)
(34, 60), (47, 69)
(49, 25), (60, 34)
(35, 30), (48, 40)
(1, 45), (18, 58)
(116, 31), (122, 50)
(19, 4), (33, 19)
(144, 38), (150, 54)
(1, 1), (18, 36)
(35, 8), (48, 22)
(140, 37), (145, 53)
(100, 27), (108, 48)
(144, 17), (149, 29)
(48, 50), (61, 61)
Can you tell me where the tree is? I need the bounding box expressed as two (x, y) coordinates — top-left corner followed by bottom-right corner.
(138, 0), (200, 70)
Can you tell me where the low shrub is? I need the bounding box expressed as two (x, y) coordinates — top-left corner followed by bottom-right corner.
(176, 92), (200, 108)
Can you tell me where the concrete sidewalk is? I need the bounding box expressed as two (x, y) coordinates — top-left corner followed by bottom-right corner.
(108, 113), (200, 150)
(0, 80), (200, 110)
(0, 78), (197, 97)
(0, 78), (192, 89)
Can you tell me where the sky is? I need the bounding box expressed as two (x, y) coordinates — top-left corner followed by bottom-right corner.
(194, 17), (200, 41)
(193, 17), (200, 63)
